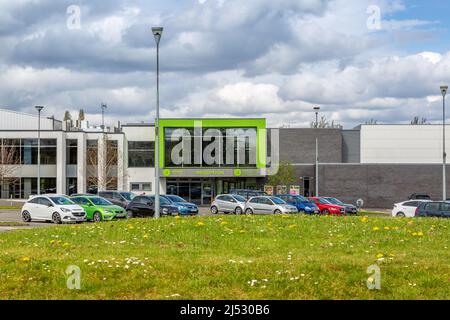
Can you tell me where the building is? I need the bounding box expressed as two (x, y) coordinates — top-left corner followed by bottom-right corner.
(1, 108), (449, 208)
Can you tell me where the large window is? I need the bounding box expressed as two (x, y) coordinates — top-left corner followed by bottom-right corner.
(66, 140), (78, 165)
(164, 127), (257, 168)
(128, 141), (154, 168)
(1, 138), (56, 165)
(86, 140), (98, 165)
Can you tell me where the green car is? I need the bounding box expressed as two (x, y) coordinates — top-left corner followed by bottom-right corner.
(71, 196), (127, 222)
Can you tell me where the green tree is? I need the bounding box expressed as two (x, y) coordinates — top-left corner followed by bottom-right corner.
(78, 109), (85, 121)
(63, 110), (72, 121)
(267, 161), (297, 187)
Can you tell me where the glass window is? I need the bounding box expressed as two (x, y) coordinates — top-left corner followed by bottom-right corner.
(426, 203), (440, 211)
(249, 197), (260, 204)
(90, 197), (113, 206)
(233, 195), (247, 202)
(38, 198), (53, 206)
(120, 192), (136, 201)
(73, 197), (89, 205)
(128, 141), (155, 168)
(404, 201), (418, 207)
(442, 203), (450, 212)
(67, 139), (78, 165)
(167, 195), (185, 203)
(87, 140), (98, 166)
(271, 197), (286, 205)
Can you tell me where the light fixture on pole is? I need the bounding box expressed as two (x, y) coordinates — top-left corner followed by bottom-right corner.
(101, 103), (107, 131)
(152, 27), (163, 219)
(35, 106), (44, 195)
(313, 106), (320, 128)
(441, 85), (448, 201)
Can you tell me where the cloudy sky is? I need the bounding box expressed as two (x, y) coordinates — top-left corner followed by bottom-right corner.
(1, 0), (450, 128)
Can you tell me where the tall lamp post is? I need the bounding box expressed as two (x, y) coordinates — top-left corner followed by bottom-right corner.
(441, 85), (448, 201)
(313, 106), (320, 197)
(152, 27), (163, 219)
(101, 103), (107, 131)
(314, 106), (320, 128)
(35, 106), (44, 195)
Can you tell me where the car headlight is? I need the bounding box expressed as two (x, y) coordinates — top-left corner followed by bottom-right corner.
(61, 208), (71, 213)
(104, 210), (113, 214)
(330, 207), (337, 211)
(163, 208), (169, 213)
(178, 205), (187, 210)
(305, 206), (311, 210)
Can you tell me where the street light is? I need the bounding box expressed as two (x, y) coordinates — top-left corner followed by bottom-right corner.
(101, 103), (107, 131)
(152, 27), (163, 219)
(314, 106), (320, 128)
(35, 106), (44, 195)
(441, 85), (448, 201)
(313, 106), (320, 197)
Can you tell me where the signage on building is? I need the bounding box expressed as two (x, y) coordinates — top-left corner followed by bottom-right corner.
(159, 119), (267, 178)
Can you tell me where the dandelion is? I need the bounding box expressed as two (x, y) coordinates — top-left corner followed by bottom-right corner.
(197, 222), (205, 226)
(372, 227), (380, 231)
(21, 257), (31, 262)
(376, 253), (384, 259)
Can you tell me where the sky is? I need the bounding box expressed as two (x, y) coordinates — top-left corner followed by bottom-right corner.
(1, 0), (450, 129)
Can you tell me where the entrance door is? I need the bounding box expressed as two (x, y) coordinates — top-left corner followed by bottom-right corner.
(202, 181), (213, 205)
(190, 183), (202, 205)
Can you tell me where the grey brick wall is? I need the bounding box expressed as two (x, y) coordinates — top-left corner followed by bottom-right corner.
(342, 130), (360, 163)
(278, 128), (342, 164)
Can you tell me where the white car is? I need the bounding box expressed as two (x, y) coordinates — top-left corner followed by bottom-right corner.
(210, 194), (247, 215)
(21, 194), (87, 224)
(392, 200), (431, 217)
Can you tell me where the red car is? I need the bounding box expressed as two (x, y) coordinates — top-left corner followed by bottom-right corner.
(308, 197), (345, 216)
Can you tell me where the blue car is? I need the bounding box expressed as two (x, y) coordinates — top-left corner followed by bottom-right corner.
(162, 195), (199, 216)
(275, 194), (320, 214)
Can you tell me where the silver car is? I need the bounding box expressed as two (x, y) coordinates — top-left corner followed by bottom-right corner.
(211, 194), (247, 215)
(244, 196), (298, 215)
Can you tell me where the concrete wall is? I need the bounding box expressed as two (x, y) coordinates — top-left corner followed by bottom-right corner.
(342, 130), (360, 163)
(292, 164), (449, 208)
(278, 128), (342, 164)
(361, 124), (450, 164)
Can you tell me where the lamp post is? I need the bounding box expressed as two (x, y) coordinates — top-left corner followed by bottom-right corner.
(441, 85), (448, 201)
(35, 106), (44, 195)
(101, 103), (107, 131)
(152, 27), (163, 219)
(314, 106), (320, 128)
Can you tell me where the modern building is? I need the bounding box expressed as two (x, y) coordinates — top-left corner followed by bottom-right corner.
(1, 107), (449, 208)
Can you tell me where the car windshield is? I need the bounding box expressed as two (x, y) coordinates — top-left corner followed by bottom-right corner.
(167, 195), (186, 203)
(90, 197), (113, 206)
(326, 198), (343, 205)
(319, 198), (332, 204)
(49, 197), (74, 205)
(152, 197), (170, 205)
(233, 195), (247, 202)
(270, 197), (286, 205)
(294, 195), (310, 203)
(120, 192), (136, 201)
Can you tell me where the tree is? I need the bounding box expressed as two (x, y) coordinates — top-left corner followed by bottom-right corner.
(64, 111), (72, 121)
(365, 119), (378, 125)
(411, 116), (428, 125)
(267, 161), (298, 187)
(310, 115), (343, 129)
(78, 109), (85, 121)
(86, 135), (126, 191)
(0, 145), (21, 197)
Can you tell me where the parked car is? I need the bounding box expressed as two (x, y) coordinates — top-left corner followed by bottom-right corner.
(392, 200), (431, 217)
(275, 194), (320, 215)
(323, 197), (358, 215)
(87, 185), (98, 195)
(415, 201), (450, 218)
(230, 189), (267, 200)
(126, 195), (179, 218)
(162, 195), (199, 216)
(210, 194), (247, 215)
(409, 193), (431, 200)
(244, 196), (298, 215)
(21, 194), (86, 224)
(307, 197), (345, 215)
(71, 195), (126, 222)
(98, 191), (136, 208)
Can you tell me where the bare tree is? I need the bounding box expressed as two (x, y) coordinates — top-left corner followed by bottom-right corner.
(311, 115), (343, 129)
(411, 116), (428, 125)
(63, 111), (72, 121)
(0, 145), (21, 198)
(86, 135), (126, 191)
(365, 119), (378, 125)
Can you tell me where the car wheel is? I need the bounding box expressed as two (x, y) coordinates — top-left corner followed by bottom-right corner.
(245, 208), (253, 215)
(52, 212), (62, 225)
(22, 211), (32, 223)
(93, 212), (102, 223)
(322, 209), (330, 215)
(396, 212), (406, 217)
(126, 210), (134, 219)
(274, 209), (282, 215)
(235, 207), (243, 215)
(211, 206), (219, 215)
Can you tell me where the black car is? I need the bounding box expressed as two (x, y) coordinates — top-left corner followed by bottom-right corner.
(126, 195), (179, 218)
(409, 193), (432, 200)
(324, 197), (358, 215)
(98, 191), (136, 208)
(415, 201), (450, 218)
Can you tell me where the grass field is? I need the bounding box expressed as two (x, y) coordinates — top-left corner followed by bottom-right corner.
(0, 214), (448, 300)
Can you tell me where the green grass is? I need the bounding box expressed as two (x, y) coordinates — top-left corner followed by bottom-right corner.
(0, 215), (449, 300)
